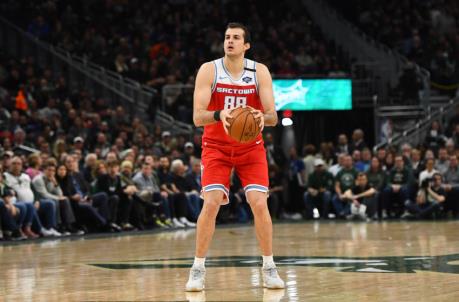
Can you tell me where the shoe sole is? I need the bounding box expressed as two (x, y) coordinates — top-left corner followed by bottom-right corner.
(185, 286), (204, 292)
(263, 283), (285, 289)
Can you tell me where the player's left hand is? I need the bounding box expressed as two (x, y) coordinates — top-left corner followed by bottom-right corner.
(247, 106), (264, 131)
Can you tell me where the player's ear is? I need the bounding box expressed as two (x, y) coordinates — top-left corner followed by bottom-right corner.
(244, 42), (250, 52)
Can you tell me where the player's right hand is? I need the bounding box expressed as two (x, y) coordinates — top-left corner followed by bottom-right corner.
(220, 109), (233, 134)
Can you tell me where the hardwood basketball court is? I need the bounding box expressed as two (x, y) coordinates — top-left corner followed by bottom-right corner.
(1, 221), (459, 301)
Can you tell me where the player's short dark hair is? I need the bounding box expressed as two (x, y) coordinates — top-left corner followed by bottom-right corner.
(226, 22), (251, 44)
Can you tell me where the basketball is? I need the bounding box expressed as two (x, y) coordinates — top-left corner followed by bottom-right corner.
(227, 107), (261, 143)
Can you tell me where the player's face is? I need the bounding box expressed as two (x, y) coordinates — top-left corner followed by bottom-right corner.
(224, 28), (250, 57)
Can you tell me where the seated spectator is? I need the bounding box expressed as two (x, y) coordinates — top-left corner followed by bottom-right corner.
(328, 153), (345, 177)
(0, 170), (26, 240)
(349, 129), (367, 153)
(267, 164), (284, 220)
(424, 121), (447, 153)
(443, 155), (459, 218)
(382, 155), (413, 218)
(332, 155), (358, 218)
(303, 158), (333, 219)
(419, 158), (439, 186)
(336, 134), (350, 155)
(32, 159), (82, 235)
(96, 160), (136, 231)
(435, 147), (450, 175)
(82, 153), (98, 183)
(366, 157), (387, 219)
(168, 159), (198, 226)
(25, 152), (42, 180)
(344, 173), (377, 220)
(60, 156), (119, 232)
(4, 156), (60, 237)
(132, 162), (174, 228)
(404, 173), (446, 219)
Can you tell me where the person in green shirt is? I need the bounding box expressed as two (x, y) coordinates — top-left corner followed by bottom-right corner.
(332, 155), (358, 218)
(303, 158), (334, 219)
(382, 155), (413, 218)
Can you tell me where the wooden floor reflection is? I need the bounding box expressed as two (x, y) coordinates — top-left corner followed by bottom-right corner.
(1, 221), (459, 301)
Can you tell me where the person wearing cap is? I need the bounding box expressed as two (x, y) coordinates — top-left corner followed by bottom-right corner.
(155, 131), (174, 155)
(303, 158), (334, 219)
(182, 142), (196, 167)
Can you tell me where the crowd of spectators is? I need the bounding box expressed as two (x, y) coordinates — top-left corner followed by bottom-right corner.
(330, 0), (459, 90)
(2, 0), (349, 92)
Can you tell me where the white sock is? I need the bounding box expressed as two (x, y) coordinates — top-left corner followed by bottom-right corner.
(193, 257), (206, 268)
(262, 255), (275, 268)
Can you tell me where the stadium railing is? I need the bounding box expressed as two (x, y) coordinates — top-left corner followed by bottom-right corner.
(0, 17), (193, 135)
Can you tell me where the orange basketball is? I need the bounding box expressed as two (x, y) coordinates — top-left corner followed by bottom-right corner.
(227, 107), (261, 143)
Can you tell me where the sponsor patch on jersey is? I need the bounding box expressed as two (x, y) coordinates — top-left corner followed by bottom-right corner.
(242, 76), (252, 83)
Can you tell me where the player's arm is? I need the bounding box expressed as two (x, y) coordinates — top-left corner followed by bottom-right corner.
(254, 63), (278, 127)
(193, 62), (232, 130)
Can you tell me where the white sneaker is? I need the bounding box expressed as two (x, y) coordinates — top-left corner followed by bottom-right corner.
(172, 218), (186, 228)
(40, 228), (54, 237)
(313, 208), (320, 219)
(262, 265), (285, 289)
(49, 228), (62, 237)
(180, 217), (196, 227)
(185, 266), (206, 292)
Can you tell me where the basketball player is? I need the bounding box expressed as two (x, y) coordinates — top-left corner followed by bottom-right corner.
(186, 23), (285, 291)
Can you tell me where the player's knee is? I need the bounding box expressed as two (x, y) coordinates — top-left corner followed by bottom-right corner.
(202, 199), (221, 216)
(250, 199), (268, 215)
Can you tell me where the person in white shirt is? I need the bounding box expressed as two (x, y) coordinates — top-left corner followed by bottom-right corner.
(4, 156), (60, 237)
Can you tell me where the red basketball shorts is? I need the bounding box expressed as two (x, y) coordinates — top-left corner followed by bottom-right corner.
(201, 141), (269, 205)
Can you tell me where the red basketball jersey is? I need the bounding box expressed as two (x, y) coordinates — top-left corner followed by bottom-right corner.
(202, 58), (264, 148)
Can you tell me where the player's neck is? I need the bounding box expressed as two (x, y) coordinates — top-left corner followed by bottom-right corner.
(223, 55), (245, 78)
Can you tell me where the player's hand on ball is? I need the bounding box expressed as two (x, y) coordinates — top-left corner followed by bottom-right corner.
(220, 109), (233, 134)
(247, 106), (264, 131)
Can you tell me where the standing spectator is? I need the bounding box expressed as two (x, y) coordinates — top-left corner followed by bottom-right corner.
(303, 158), (334, 219)
(32, 159), (80, 235)
(332, 155), (358, 218)
(382, 155), (413, 218)
(4, 157), (58, 236)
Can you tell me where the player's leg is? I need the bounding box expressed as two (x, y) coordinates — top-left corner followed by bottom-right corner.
(186, 146), (231, 292)
(195, 190), (224, 257)
(247, 190), (272, 256)
(186, 190), (224, 292)
(236, 144), (284, 289)
(246, 190), (285, 289)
